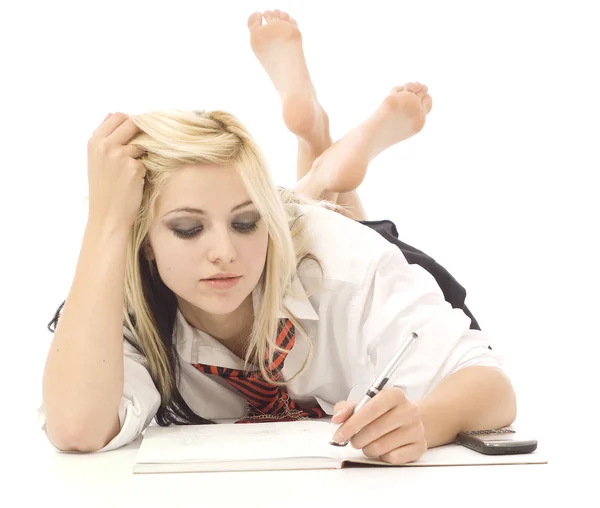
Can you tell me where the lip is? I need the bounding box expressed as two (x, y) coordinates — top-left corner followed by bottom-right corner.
(201, 276), (242, 289)
(202, 273), (240, 280)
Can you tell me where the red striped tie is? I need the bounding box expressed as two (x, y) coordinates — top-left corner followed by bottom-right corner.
(192, 319), (325, 423)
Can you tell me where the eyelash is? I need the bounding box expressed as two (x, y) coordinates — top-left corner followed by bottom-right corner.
(172, 221), (259, 239)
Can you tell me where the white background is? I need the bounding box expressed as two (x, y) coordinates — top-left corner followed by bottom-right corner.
(0, 0), (598, 491)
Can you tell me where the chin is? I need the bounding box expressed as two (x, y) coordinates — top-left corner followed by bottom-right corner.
(194, 292), (249, 315)
(202, 303), (241, 315)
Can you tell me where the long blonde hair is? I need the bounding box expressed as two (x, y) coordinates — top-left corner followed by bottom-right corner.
(115, 109), (345, 424)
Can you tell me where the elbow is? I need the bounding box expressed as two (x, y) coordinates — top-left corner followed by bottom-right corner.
(47, 430), (103, 453)
(454, 365), (518, 431)
(45, 419), (115, 453)
(503, 374), (518, 426)
(485, 366), (518, 428)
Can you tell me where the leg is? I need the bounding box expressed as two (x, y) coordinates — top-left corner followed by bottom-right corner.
(248, 10), (368, 219)
(297, 82), (433, 217)
(247, 10), (329, 174)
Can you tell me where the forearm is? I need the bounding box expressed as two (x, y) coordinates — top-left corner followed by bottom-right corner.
(42, 220), (130, 451)
(417, 366), (517, 449)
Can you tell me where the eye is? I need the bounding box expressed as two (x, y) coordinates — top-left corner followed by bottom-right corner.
(173, 227), (203, 239)
(233, 221), (259, 233)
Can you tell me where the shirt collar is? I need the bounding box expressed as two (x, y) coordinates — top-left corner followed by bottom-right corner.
(175, 276), (319, 364)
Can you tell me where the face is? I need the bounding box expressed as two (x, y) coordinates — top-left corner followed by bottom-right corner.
(146, 164), (268, 317)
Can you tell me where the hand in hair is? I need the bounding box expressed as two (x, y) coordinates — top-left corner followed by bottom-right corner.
(87, 112), (147, 230)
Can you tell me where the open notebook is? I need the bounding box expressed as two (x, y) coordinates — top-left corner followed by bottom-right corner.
(133, 420), (547, 473)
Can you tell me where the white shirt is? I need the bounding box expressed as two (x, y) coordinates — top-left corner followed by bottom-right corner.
(40, 203), (503, 451)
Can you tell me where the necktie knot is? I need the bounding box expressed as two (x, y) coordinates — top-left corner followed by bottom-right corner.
(192, 318), (324, 423)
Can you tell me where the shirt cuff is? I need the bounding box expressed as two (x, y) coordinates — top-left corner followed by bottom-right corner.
(38, 388), (158, 453)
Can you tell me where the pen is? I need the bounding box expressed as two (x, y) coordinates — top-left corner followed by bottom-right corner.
(329, 331), (419, 447)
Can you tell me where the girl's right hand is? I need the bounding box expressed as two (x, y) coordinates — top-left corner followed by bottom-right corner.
(86, 112), (147, 231)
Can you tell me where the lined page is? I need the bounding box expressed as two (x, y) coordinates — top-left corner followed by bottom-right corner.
(136, 420), (339, 464)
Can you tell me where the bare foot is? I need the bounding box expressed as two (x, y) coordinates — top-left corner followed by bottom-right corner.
(307, 82), (434, 194)
(248, 10), (331, 150)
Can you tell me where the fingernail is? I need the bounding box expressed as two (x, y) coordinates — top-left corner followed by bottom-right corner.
(333, 431), (344, 443)
(333, 410), (343, 419)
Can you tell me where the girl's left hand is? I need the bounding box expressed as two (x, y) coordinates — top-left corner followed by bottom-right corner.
(331, 387), (427, 465)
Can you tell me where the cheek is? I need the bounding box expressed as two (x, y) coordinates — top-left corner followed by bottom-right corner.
(235, 233), (268, 286)
(152, 236), (201, 281)
(244, 232), (268, 267)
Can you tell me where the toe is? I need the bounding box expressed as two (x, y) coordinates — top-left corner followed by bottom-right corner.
(289, 17), (298, 26)
(247, 12), (263, 30)
(415, 83), (429, 97)
(391, 85), (405, 93)
(404, 82), (421, 94)
(264, 10), (273, 21)
(280, 10), (291, 21)
(273, 9), (282, 19)
(423, 95), (433, 113)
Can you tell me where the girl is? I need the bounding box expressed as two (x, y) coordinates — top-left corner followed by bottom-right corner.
(41, 10), (516, 465)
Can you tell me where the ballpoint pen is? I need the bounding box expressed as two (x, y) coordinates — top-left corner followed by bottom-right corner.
(329, 331), (419, 447)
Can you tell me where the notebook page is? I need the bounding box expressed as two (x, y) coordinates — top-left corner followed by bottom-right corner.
(136, 420), (339, 464)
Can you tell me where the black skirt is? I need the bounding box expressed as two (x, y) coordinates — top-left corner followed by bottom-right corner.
(360, 219), (481, 332)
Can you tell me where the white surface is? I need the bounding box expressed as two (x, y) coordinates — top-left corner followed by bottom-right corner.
(1, 0), (598, 505)
(7, 424), (579, 508)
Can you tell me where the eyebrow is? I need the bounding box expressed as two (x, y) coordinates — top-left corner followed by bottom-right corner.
(164, 199), (255, 217)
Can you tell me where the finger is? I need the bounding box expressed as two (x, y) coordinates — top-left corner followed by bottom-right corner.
(106, 116), (142, 147)
(379, 440), (427, 465)
(91, 112), (113, 136)
(350, 404), (406, 449)
(93, 113), (113, 134)
(361, 420), (424, 459)
(333, 387), (406, 444)
(331, 401), (355, 424)
(91, 112), (129, 141)
(130, 159), (147, 181)
(121, 144), (146, 159)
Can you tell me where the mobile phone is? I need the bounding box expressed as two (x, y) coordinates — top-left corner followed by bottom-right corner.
(457, 427), (537, 455)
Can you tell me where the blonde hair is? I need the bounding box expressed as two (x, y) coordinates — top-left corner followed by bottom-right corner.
(120, 109), (345, 421)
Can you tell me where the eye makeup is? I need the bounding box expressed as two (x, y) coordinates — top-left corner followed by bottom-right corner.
(169, 212), (262, 240)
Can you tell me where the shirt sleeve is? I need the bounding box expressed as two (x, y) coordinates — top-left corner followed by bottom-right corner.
(38, 327), (161, 452)
(348, 241), (505, 403)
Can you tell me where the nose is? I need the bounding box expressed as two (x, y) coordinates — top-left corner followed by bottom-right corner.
(206, 226), (236, 263)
